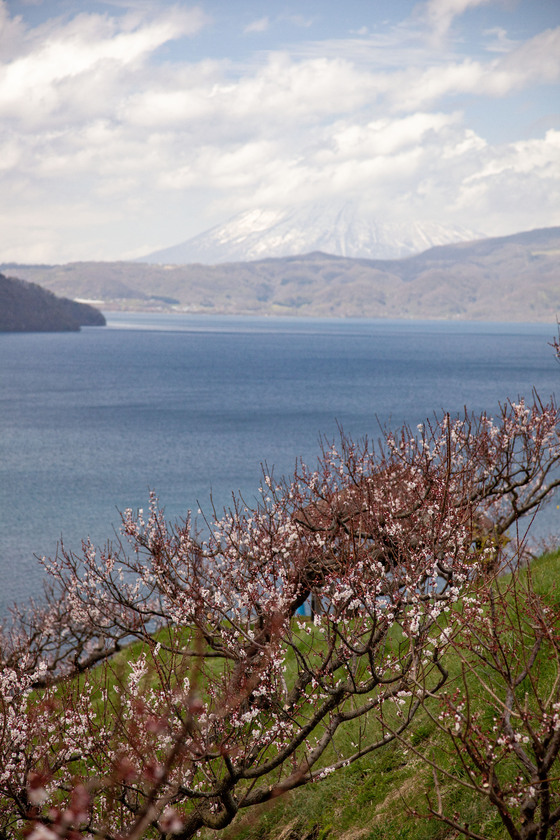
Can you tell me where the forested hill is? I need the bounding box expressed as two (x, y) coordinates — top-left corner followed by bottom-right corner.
(0, 272), (105, 332)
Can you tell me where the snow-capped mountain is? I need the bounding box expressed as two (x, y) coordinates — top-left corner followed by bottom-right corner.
(139, 202), (484, 265)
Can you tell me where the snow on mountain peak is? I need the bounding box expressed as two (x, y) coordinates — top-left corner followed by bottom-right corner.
(139, 202), (484, 265)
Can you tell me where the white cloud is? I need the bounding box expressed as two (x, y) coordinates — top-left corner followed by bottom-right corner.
(391, 59), (486, 110)
(482, 27), (518, 54)
(387, 26), (560, 111)
(119, 53), (378, 136)
(0, 3), (28, 61)
(330, 112), (463, 158)
(453, 130), (560, 229)
(423, 0), (494, 42)
(0, 6), (208, 126)
(464, 129), (560, 181)
(225, 54), (377, 122)
(243, 13), (312, 37)
(0, 1), (558, 263)
(244, 16), (270, 34)
(496, 27), (560, 87)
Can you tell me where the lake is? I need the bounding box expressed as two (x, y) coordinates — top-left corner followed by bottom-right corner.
(0, 312), (558, 614)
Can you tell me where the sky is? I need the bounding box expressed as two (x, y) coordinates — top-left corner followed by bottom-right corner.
(0, 0), (559, 264)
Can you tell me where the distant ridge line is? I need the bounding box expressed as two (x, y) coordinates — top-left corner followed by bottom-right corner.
(2, 224), (559, 324)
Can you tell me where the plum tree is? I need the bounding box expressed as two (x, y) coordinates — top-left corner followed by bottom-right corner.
(1, 398), (559, 839)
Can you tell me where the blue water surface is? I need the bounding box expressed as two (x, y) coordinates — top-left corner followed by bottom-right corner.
(0, 313), (558, 613)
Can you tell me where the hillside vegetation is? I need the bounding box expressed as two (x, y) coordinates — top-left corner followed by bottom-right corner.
(28, 548), (560, 840)
(209, 549), (560, 840)
(2, 226), (559, 321)
(4, 399), (560, 840)
(0, 272), (105, 332)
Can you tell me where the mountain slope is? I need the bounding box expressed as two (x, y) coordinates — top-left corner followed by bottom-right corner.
(3, 226), (559, 323)
(138, 203), (483, 264)
(0, 273), (106, 332)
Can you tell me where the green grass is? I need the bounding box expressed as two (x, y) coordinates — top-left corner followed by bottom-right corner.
(208, 729), (500, 840)
(31, 547), (560, 840)
(201, 548), (560, 840)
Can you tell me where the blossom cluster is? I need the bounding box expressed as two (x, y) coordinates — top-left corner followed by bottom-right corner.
(0, 398), (559, 839)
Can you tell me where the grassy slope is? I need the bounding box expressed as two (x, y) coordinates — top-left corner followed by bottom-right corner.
(201, 549), (560, 840)
(55, 549), (560, 840)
